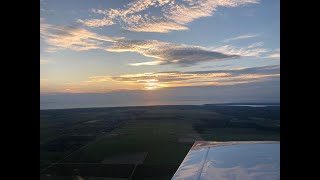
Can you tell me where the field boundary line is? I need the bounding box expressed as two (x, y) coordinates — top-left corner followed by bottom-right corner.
(40, 135), (107, 174)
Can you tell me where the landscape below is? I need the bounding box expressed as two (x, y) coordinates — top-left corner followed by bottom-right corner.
(40, 104), (280, 180)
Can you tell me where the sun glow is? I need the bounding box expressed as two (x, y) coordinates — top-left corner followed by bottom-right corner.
(144, 79), (165, 90)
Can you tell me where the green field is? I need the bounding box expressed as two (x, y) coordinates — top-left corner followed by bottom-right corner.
(40, 104), (280, 179)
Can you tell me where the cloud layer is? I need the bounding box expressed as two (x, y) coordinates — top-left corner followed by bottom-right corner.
(40, 20), (277, 66)
(211, 42), (269, 57)
(40, 18), (122, 52)
(267, 53), (280, 59)
(106, 39), (239, 66)
(224, 34), (260, 43)
(40, 19), (240, 66)
(79, 0), (258, 33)
(88, 65), (280, 90)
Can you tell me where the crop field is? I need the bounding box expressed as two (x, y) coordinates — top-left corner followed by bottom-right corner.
(40, 104), (280, 179)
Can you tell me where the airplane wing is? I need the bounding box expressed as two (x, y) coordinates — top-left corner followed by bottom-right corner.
(172, 141), (280, 180)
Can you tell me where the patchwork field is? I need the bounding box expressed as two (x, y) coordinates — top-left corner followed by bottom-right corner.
(40, 104), (280, 179)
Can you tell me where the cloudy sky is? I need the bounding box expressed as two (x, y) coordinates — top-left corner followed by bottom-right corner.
(40, 0), (279, 108)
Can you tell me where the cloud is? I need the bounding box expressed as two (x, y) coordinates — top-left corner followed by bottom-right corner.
(40, 18), (123, 52)
(266, 53), (280, 59)
(78, 18), (115, 27)
(125, 20), (189, 33)
(211, 42), (269, 57)
(201, 64), (231, 69)
(130, 61), (163, 66)
(40, 80), (122, 94)
(106, 39), (239, 66)
(41, 18), (240, 67)
(87, 65), (280, 90)
(265, 48), (280, 59)
(40, 20), (247, 67)
(40, 59), (48, 64)
(224, 33), (260, 42)
(40, 20), (270, 66)
(79, 0), (258, 33)
(40, 58), (54, 64)
(40, 78), (49, 82)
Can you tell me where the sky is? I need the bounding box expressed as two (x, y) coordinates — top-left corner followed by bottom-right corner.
(40, 0), (280, 108)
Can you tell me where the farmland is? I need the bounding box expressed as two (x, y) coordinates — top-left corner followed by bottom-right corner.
(40, 104), (280, 180)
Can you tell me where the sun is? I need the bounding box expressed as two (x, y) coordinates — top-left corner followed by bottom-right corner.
(145, 82), (160, 90)
(143, 79), (165, 90)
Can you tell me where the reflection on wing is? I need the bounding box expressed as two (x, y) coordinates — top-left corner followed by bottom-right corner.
(172, 141), (280, 180)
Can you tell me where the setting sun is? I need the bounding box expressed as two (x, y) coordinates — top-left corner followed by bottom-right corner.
(144, 79), (163, 90)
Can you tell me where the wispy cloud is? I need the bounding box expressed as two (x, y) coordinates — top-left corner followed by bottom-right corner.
(201, 64), (231, 69)
(224, 33), (260, 42)
(40, 20), (241, 66)
(78, 17), (115, 27)
(87, 65), (280, 90)
(40, 80), (123, 94)
(40, 18), (272, 66)
(266, 53), (280, 59)
(40, 18), (123, 52)
(40, 59), (48, 64)
(130, 61), (163, 66)
(211, 42), (269, 57)
(79, 0), (258, 33)
(106, 39), (239, 66)
(262, 48), (280, 59)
